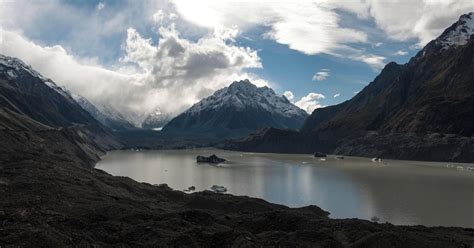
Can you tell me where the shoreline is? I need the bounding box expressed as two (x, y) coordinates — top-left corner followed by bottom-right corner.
(96, 148), (474, 229)
(2, 157), (474, 247)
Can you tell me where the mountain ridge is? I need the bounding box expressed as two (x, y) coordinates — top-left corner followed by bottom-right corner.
(226, 12), (474, 162)
(161, 79), (308, 140)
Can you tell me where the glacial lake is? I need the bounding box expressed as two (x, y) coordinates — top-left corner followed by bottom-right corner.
(96, 148), (474, 228)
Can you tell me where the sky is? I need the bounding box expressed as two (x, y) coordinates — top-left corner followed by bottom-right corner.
(0, 0), (473, 123)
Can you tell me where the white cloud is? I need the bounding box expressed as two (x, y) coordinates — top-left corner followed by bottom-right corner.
(333, 93), (340, 98)
(96, 2), (105, 11)
(295, 92), (325, 114)
(171, 0), (474, 67)
(171, 0), (375, 66)
(351, 54), (386, 70)
(363, 0), (474, 45)
(283, 91), (294, 102)
(312, 69), (330, 81)
(0, 22), (264, 124)
(283, 91), (325, 114)
(394, 50), (408, 56)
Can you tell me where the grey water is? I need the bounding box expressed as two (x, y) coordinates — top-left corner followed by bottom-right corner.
(96, 148), (474, 228)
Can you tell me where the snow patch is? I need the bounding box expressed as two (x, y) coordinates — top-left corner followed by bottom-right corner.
(185, 79), (307, 118)
(436, 12), (474, 50)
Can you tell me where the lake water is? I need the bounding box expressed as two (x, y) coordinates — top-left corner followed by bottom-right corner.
(96, 149), (474, 228)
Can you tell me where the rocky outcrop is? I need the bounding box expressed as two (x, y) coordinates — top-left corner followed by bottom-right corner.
(196, 154), (226, 164)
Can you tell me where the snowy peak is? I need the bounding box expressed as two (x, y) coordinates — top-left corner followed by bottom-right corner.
(186, 79), (307, 118)
(436, 12), (474, 49)
(0, 55), (76, 103)
(162, 79), (309, 139)
(0, 55), (47, 81)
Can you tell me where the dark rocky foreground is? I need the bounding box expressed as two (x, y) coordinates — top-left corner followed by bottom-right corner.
(1, 150), (474, 247)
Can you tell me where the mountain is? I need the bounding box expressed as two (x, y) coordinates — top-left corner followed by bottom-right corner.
(141, 110), (172, 130)
(226, 13), (474, 162)
(72, 94), (135, 131)
(0, 54), (121, 154)
(161, 79), (308, 140)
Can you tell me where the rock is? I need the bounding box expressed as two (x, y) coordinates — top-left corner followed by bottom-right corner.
(314, 152), (327, 158)
(210, 185), (227, 193)
(196, 154), (226, 164)
(336, 156), (345, 159)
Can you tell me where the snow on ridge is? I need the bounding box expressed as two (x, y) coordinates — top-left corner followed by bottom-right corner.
(185, 79), (306, 117)
(0, 55), (48, 81)
(0, 54), (77, 103)
(436, 12), (474, 49)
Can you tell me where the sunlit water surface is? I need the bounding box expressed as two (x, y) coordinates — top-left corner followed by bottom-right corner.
(96, 149), (474, 227)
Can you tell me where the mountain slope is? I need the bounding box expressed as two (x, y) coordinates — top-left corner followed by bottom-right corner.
(161, 79), (308, 139)
(0, 54), (121, 151)
(227, 13), (474, 162)
(302, 12), (474, 137)
(72, 94), (135, 131)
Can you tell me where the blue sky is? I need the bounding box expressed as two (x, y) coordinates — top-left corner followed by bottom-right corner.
(0, 0), (471, 121)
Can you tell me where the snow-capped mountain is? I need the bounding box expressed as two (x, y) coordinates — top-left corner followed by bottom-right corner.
(228, 12), (474, 162)
(435, 12), (473, 50)
(0, 54), (121, 150)
(186, 79), (305, 118)
(142, 109), (172, 130)
(161, 79), (308, 139)
(0, 54), (134, 131)
(72, 95), (135, 130)
(0, 55), (77, 103)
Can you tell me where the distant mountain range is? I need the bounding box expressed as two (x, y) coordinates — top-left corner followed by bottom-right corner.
(161, 79), (308, 140)
(72, 94), (135, 131)
(226, 12), (474, 162)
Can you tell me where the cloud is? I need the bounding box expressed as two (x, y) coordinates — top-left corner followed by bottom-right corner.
(363, 0), (474, 45)
(283, 91), (294, 102)
(96, 2), (105, 11)
(312, 69), (330, 81)
(394, 50), (408, 56)
(350, 54), (386, 70)
(295, 92), (325, 114)
(284, 91), (325, 114)
(333, 93), (340, 98)
(172, 0), (474, 67)
(171, 0), (376, 67)
(0, 22), (264, 124)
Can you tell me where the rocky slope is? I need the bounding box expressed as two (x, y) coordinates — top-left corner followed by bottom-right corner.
(161, 79), (308, 140)
(227, 13), (474, 162)
(0, 54), (121, 151)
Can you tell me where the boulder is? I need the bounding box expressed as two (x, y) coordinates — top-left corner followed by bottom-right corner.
(196, 154), (226, 164)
